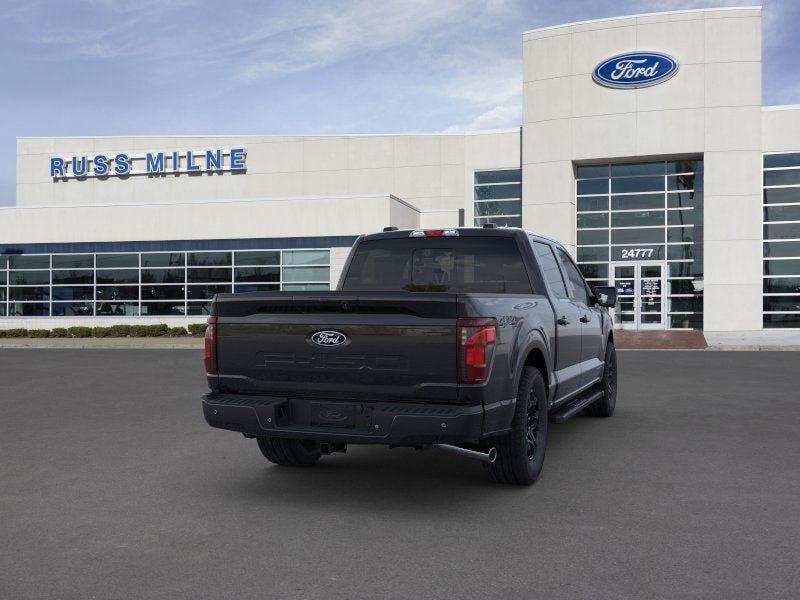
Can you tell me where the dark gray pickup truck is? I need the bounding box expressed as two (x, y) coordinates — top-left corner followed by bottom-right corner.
(202, 226), (618, 485)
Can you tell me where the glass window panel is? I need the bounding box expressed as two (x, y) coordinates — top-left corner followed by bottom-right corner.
(9, 270), (50, 285)
(764, 170), (800, 187)
(532, 242), (568, 298)
(667, 245), (694, 261)
(764, 223), (800, 240)
(141, 285), (185, 300)
(235, 283), (281, 293)
(96, 254), (138, 268)
(668, 262), (696, 277)
(0, 271), (5, 285)
(670, 314), (703, 329)
(474, 170), (520, 184)
(8, 302), (49, 316)
(186, 302), (212, 316)
(95, 286), (139, 301)
(473, 215), (522, 227)
(52, 254), (93, 269)
(763, 296), (800, 312)
(578, 264), (608, 279)
(576, 179), (608, 195)
(282, 266), (329, 282)
(52, 270), (93, 284)
(667, 191), (702, 209)
(611, 176), (663, 194)
(187, 251), (231, 267)
(764, 259), (800, 275)
(0, 255), (6, 269)
(282, 250), (329, 266)
(474, 184), (521, 200)
(282, 284), (331, 291)
(668, 279), (704, 295)
(577, 246), (609, 262)
(576, 165), (609, 178)
(234, 267), (280, 283)
(577, 212), (608, 228)
(9, 255), (49, 269)
(610, 228), (664, 244)
(764, 153), (800, 168)
(669, 297), (703, 312)
(667, 174), (698, 191)
(141, 253), (185, 268)
(587, 280), (610, 289)
(234, 251), (279, 266)
(140, 302), (185, 316)
(474, 199), (522, 217)
(763, 188), (800, 205)
(611, 246), (665, 261)
(667, 160), (702, 174)
(763, 278), (800, 294)
(668, 227), (694, 243)
(142, 268), (184, 284)
(577, 230), (608, 245)
(187, 284), (231, 300)
(764, 241), (800, 258)
(53, 286), (94, 301)
(10, 287), (50, 301)
(0, 304), (5, 316)
(96, 269), (138, 284)
(187, 267), (231, 283)
(577, 196), (608, 212)
(611, 194), (664, 210)
(610, 162), (664, 176)
(557, 249), (589, 304)
(52, 302), (94, 316)
(96, 302), (139, 316)
(764, 205), (800, 222)
(764, 314), (800, 327)
(611, 210), (664, 228)
(0, 288), (5, 302)
(668, 209), (700, 226)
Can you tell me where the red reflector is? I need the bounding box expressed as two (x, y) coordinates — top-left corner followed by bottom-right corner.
(424, 229), (445, 237)
(204, 315), (218, 375)
(457, 318), (496, 384)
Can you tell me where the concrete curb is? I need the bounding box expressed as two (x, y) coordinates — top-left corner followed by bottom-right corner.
(0, 338), (203, 349)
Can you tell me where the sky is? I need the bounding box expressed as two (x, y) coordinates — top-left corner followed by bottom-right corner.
(1, 0), (798, 206)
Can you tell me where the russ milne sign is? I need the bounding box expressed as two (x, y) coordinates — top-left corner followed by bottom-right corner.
(592, 52), (678, 89)
(50, 148), (246, 179)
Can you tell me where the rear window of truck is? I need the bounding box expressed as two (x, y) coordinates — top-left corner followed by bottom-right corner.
(342, 237), (533, 294)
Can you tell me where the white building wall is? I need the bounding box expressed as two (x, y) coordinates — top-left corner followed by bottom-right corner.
(521, 7), (764, 331)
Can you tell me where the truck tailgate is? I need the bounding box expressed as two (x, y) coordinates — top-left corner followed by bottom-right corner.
(214, 293), (458, 402)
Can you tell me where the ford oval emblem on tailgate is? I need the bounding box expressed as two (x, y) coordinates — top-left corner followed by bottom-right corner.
(309, 330), (349, 347)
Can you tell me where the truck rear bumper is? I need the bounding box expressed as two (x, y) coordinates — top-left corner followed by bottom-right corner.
(202, 393), (511, 446)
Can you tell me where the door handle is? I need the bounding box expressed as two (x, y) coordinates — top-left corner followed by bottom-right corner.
(557, 316), (570, 326)
(579, 315), (590, 323)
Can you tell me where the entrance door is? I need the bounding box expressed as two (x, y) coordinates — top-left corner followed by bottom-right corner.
(610, 262), (666, 330)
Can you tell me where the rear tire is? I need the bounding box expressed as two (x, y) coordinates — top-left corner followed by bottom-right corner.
(585, 341), (617, 418)
(256, 437), (322, 467)
(486, 366), (548, 486)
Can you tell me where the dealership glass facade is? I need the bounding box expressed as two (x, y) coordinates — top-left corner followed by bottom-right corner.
(763, 153), (800, 328)
(474, 169), (522, 227)
(0, 248), (330, 317)
(575, 159), (704, 329)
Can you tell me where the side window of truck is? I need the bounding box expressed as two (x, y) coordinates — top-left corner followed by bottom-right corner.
(531, 241), (569, 299)
(556, 248), (590, 305)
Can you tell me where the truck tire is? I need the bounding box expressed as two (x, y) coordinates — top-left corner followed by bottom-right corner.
(256, 437), (321, 467)
(486, 366), (548, 485)
(585, 341), (617, 418)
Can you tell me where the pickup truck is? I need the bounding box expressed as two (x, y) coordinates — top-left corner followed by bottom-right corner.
(202, 226), (618, 485)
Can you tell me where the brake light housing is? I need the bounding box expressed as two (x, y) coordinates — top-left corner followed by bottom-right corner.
(204, 315), (218, 375)
(457, 317), (496, 384)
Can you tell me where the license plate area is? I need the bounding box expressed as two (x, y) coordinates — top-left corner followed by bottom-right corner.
(310, 402), (357, 428)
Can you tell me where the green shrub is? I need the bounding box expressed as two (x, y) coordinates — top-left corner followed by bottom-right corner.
(188, 323), (207, 336)
(28, 329), (51, 338)
(0, 330), (5, 338)
(92, 327), (113, 338)
(109, 324), (132, 337)
(130, 325), (149, 337)
(145, 324), (169, 337)
(51, 328), (69, 338)
(167, 326), (188, 337)
(4, 328), (28, 338)
(67, 326), (92, 338)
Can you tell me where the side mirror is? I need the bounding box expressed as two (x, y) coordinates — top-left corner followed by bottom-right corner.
(593, 286), (617, 308)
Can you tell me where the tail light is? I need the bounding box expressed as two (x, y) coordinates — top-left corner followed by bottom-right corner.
(204, 316), (218, 375)
(457, 318), (496, 384)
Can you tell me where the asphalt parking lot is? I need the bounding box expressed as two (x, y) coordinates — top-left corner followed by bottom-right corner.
(1, 349), (799, 600)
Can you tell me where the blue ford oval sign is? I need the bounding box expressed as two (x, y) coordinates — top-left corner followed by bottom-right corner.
(309, 330), (349, 347)
(592, 52), (678, 89)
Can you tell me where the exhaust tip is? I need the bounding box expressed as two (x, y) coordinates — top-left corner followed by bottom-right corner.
(487, 447), (497, 463)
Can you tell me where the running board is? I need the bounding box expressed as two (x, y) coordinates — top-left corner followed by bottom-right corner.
(549, 389), (604, 424)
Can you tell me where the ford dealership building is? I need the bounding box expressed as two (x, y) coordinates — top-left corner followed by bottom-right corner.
(2, 6), (799, 333)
